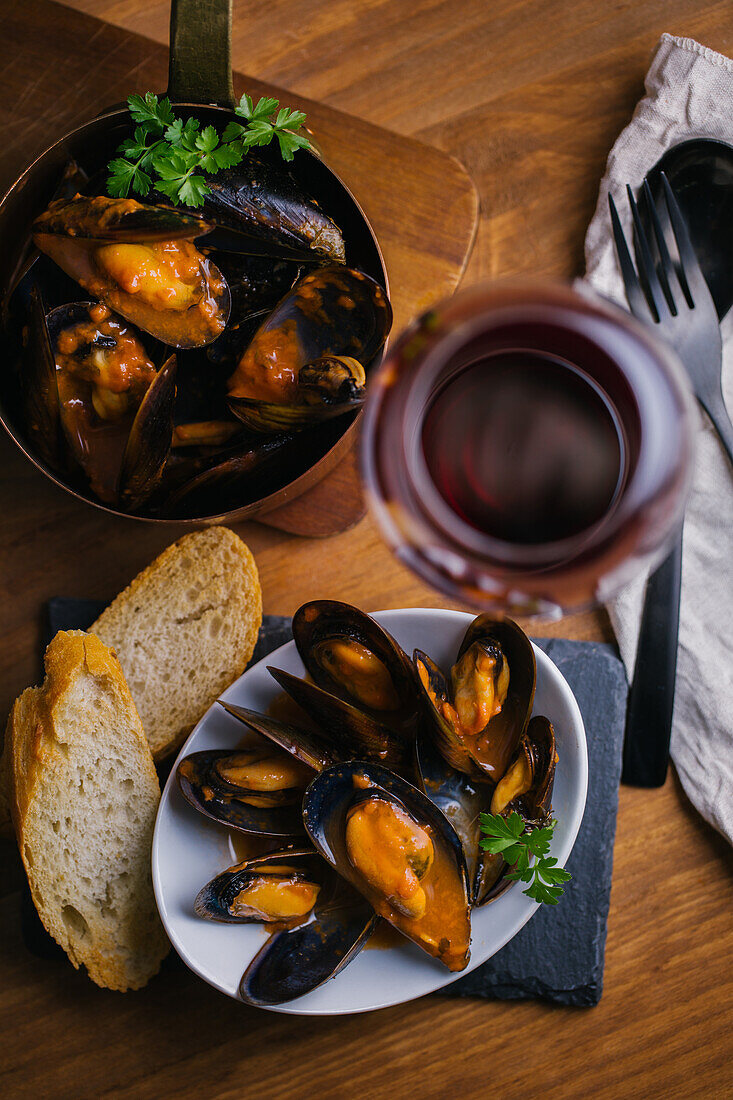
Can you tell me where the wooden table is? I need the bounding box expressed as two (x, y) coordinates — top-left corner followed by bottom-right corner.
(2, 2), (733, 1097)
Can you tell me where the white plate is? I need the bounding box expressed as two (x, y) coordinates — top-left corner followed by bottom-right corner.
(152, 608), (588, 1015)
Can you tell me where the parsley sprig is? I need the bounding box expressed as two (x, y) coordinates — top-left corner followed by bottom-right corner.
(479, 811), (572, 905)
(107, 92), (313, 209)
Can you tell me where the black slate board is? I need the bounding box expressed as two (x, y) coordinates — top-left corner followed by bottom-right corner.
(36, 603), (627, 1007)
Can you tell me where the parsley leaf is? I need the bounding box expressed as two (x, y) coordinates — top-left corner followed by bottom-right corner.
(107, 89), (314, 207)
(128, 92), (175, 131)
(479, 812), (571, 905)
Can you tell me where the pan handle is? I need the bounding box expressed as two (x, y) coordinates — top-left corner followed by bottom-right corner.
(167, 0), (235, 108)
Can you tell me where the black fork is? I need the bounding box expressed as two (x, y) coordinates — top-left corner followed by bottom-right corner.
(609, 175), (726, 787)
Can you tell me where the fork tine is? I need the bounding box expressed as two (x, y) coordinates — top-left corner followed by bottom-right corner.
(660, 172), (709, 304)
(626, 185), (670, 322)
(608, 192), (649, 320)
(641, 180), (684, 314)
(649, 176), (693, 308)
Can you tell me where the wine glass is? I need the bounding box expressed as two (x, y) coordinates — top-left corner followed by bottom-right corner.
(361, 279), (697, 618)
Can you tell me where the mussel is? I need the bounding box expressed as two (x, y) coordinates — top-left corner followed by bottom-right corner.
(33, 195), (230, 348)
(227, 266), (392, 432)
(197, 159), (346, 263)
(26, 295), (177, 508)
(474, 715), (558, 906)
(237, 853), (377, 1007)
(414, 616), (536, 783)
(230, 356), (367, 433)
(291, 600), (420, 732)
(303, 762), (471, 971)
(195, 848), (324, 927)
(177, 747), (314, 836)
(218, 701), (334, 773)
(267, 667), (412, 772)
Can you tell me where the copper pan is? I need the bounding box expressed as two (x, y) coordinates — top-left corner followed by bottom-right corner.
(0, 0), (388, 525)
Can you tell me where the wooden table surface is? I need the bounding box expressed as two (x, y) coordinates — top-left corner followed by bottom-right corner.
(3, 1), (733, 1097)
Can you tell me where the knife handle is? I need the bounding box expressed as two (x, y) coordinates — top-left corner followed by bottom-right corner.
(622, 527), (683, 787)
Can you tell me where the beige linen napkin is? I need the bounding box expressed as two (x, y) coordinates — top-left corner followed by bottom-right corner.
(583, 34), (733, 844)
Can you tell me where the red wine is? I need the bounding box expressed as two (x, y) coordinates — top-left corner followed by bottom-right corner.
(421, 350), (625, 545)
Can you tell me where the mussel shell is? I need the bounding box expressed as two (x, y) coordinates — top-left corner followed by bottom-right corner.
(197, 160), (345, 263)
(226, 266), (392, 410)
(177, 749), (306, 837)
(218, 701), (333, 773)
(118, 353), (177, 509)
(195, 847), (324, 924)
(291, 600), (419, 730)
(44, 301), (175, 508)
(33, 197), (230, 349)
(33, 195), (212, 243)
(228, 355), (366, 434)
(414, 615), (536, 783)
(474, 715), (557, 907)
(498, 715), (556, 825)
(267, 666), (411, 771)
(240, 881), (377, 1006)
(159, 433), (295, 517)
(414, 730), (489, 901)
(303, 761), (471, 972)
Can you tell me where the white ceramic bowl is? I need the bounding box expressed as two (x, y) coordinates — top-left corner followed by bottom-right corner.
(152, 608), (588, 1015)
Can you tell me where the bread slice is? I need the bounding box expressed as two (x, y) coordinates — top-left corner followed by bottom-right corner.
(91, 527), (262, 760)
(9, 630), (168, 991)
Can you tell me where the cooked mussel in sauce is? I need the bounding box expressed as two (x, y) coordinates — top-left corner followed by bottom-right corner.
(291, 600), (417, 726)
(195, 848), (323, 927)
(415, 616), (536, 782)
(474, 715), (558, 906)
(33, 196), (230, 348)
(212, 748), (314, 808)
(315, 639), (401, 712)
(35, 300), (177, 507)
(177, 748), (310, 836)
(226, 265), (391, 432)
(304, 762), (471, 972)
(346, 795), (434, 919)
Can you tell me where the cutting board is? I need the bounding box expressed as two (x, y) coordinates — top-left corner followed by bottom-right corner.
(0, 0), (478, 536)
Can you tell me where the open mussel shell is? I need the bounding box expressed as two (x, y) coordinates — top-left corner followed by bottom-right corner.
(118, 353), (177, 509)
(195, 847), (324, 925)
(268, 666), (411, 772)
(159, 432), (295, 517)
(228, 356), (366, 434)
(291, 600), (420, 732)
(303, 761), (471, 972)
(227, 266), (392, 417)
(33, 195), (231, 349)
(177, 749), (307, 837)
(218, 701), (333, 773)
(414, 615), (536, 783)
(43, 301), (176, 508)
(33, 194), (211, 242)
(414, 730), (489, 900)
(240, 868), (377, 1007)
(196, 159), (346, 263)
(474, 715), (557, 907)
